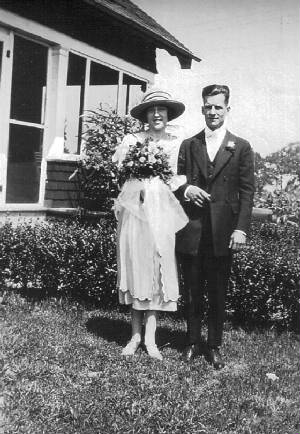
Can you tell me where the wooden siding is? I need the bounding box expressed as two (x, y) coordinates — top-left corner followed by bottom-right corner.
(45, 160), (80, 208)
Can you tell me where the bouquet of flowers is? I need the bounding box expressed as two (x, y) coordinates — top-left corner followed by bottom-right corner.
(118, 137), (173, 185)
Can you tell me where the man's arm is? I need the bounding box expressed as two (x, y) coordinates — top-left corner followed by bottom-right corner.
(175, 140), (210, 207)
(237, 141), (255, 233)
(229, 141), (255, 251)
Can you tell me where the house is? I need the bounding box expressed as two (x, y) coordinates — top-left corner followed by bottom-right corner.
(0, 0), (200, 219)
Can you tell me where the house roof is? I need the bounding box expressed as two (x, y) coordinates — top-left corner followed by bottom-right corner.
(83, 0), (201, 68)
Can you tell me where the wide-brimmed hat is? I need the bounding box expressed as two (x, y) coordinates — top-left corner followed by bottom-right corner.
(130, 89), (185, 123)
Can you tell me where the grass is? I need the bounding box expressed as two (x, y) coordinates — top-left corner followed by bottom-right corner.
(0, 291), (299, 434)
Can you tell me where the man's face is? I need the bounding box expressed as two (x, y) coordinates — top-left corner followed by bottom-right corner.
(146, 105), (168, 131)
(202, 93), (230, 130)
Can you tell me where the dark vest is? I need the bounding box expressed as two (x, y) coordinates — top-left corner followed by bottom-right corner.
(205, 146), (216, 191)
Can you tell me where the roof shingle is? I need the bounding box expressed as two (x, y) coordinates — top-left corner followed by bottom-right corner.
(84, 0), (201, 67)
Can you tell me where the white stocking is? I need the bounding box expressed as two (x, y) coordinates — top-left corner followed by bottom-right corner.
(144, 310), (158, 346)
(131, 308), (143, 343)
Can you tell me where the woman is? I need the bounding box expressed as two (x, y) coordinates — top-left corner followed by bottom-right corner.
(113, 89), (188, 360)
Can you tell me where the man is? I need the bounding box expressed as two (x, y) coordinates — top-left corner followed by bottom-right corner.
(175, 84), (255, 369)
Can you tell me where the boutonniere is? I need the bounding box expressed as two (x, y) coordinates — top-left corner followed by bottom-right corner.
(225, 141), (236, 154)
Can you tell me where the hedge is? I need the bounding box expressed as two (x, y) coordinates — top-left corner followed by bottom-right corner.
(228, 221), (299, 330)
(0, 218), (298, 330)
(0, 217), (117, 306)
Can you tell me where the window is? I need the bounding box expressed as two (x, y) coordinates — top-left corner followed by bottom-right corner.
(6, 35), (48, 203)
(64, 55), (120, 154)
(123, 73), (146, 114)
(64, 53), (86, 154)
(87, 61), (119, 112)
(64, 52), (148, 155)
(0, 41), (3, 80)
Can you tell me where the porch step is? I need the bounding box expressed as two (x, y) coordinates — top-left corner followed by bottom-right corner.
(0, 205), (48, 224)
(0, 205), (107, 224)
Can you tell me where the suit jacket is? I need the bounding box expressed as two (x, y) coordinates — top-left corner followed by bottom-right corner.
(175, 129), (255, 256)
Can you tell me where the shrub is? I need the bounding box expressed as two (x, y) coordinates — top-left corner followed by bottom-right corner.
(0, 219), (298, 330)
(228, 221), (299, 330)
(254, 144), (300, 222)
(72, 108), (141, 212)
(0, 218), (118, 306)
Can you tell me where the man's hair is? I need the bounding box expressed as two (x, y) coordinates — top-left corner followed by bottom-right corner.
(202, 84), (230, 105)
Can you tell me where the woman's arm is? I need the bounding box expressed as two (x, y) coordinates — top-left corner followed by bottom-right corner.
(173, 140), (189, 201)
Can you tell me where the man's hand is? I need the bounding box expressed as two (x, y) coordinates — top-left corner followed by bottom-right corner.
(229, 231), (246, 251)
(185, 186), (211, 207)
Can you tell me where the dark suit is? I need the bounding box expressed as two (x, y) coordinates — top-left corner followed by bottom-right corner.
(175, 129), (255, 347)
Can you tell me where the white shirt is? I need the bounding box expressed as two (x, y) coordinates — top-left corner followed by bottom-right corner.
(205, 124), (227, 161)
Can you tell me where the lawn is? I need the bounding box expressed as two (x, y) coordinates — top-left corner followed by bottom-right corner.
(0, 292), (299, 434)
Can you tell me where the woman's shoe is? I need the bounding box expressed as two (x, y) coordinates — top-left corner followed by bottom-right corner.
(121, 339), (141, 356)
(145, 344), (163, 361)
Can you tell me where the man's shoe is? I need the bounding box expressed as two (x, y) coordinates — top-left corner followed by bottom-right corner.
(206, 347), (225, 370)
(182, 344), (199, 363)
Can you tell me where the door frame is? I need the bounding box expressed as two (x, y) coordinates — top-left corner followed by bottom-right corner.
(0, 27), (13, 206)
(0, 27), (51, 206)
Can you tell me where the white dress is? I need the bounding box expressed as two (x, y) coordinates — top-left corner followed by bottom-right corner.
(113, 132), (188, 311)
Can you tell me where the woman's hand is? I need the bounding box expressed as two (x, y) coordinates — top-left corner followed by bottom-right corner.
(140, 189), (145, 203)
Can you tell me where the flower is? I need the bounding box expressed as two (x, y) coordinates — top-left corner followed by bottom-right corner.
(148, 154), (156, 164)
(266, 372), (279, 381)
(117, 137), (173, 184)
(225, 141), (236, 154)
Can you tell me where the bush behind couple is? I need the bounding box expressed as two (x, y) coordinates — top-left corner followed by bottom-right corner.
(113, 84), (255, 368)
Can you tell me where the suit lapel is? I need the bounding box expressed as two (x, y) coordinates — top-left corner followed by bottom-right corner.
(210, 131), (234, 182)
(191, 130), (207, 179)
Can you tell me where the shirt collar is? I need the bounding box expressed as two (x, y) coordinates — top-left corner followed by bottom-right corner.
(205, 123), (227, 140)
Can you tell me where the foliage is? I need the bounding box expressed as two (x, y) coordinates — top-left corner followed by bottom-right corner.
(265, 142), (300, 178)
(0, 218), (117, 306)
(118, 137), (173, 184)
(228, 221), (299, 330)
(73, 108), (141, 211)
(1, 293), (299, 434)
(254, 142), (300, 221)
(0, 218), (298, 330)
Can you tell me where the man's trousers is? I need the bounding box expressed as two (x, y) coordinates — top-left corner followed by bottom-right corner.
(179, 217), (232, 348)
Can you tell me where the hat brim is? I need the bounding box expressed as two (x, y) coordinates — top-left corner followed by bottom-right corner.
(130, 99), (185, 123)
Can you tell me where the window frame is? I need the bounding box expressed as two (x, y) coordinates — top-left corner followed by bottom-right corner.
(63, 49), (148, 157)
(9, 32), (49, 130)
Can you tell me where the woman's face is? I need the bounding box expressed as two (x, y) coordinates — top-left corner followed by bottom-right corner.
(146, 105), (168, 131)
